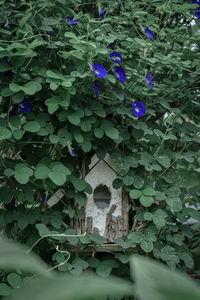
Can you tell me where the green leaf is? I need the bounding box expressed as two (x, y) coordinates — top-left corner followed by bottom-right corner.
(94, 128), (104, 138)
(11, 274), (132, 300)
(140, 240), (153, 253)
(166, 197), (182, 212)
(48, 171), (66, 186)
(13, 129), (24, 140)
(142, 186), (156, 196)
(7, 273), (22, 288)
(129, 189), (143, 199)
(35, 224), (51, 237)
(21, 81), (42, 95)
(96, 264), (112, 277)
(90, 234), (104, 245)
(35, 166), (50, 179)
(105, 127), (119, 140)
(153, 209), (168, 228)
(139, 195), (153, 207)
(0, 238), (49, 275)
(130, 255), (200, 300)
(157, 156), (171, 168)
(0, 126), (12, 139)
(24, 121), (41, 133)
(0, 284), (12, 296)
(68, 112), (80, 125)
(70, 177), (87, 192)
(0, 63), (12, 72)
(49, 134), (60, 144)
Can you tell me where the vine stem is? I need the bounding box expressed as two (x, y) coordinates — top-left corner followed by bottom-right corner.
(26, 232), (86, 253)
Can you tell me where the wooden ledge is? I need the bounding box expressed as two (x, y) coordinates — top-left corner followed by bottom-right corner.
(66, 243), (139, 253)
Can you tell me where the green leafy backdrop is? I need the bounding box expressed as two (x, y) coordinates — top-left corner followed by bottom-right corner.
(0, 0), (200, 295)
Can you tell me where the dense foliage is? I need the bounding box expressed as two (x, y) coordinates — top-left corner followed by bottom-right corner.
(1, 237), (200, 300)
(0, 0), (200, 297)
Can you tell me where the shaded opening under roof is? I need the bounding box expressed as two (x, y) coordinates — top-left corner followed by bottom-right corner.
(93, 184), (111, 209)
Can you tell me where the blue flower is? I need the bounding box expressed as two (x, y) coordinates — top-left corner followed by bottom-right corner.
(192, 0), (200, 3)
(41, 194), (47, 206)
(9, 104), (19, 116)
(145, 73), (154, 89)
(113, 66), (126, 82)
(123, 96), (126, 103)
(109, 51), (122, 63)
(4, 18), (8, 28)
(144, 27), (155, 41)
(3, 57), (11, 65)
(66, 16), (79, 25)
(94, 80), (101, 97)
(108, 40), (116, 48)
(19, 98), (31, 113)
(100, 9), (106, 20)
(92, 64), (107, 78)
(132, 101), (146, 117)
(71, 149), (78, 157)
(47, 30), (53, 35)
(114, 0), (122, 8)
(11, 198), (15, 208)
(65, 146), (78, 157)
(195, 9), (200, 18)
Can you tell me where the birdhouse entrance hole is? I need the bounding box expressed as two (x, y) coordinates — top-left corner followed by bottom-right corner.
(93, 184), (111, 209)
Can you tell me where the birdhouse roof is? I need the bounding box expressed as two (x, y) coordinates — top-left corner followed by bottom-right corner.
(87, 153), (116, 175)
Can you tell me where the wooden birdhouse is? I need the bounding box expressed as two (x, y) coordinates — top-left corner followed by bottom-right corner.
(46, 153), (130, 246)
(83, 153), (130, 242)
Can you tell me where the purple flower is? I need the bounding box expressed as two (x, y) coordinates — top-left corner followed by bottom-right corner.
(192, 0), (200, 3)
(109, 51), (122, 63)
(132, 101), (146, 117)
(100, 9), (106, 20)
(114, 0), (122, 8)
(123, 96), (126, 103)
(94, 80), (101, 97)
(11, 198), (15, 208)
(195, 9), (200, 18)
(113, 66), (126, 82)
(66, 16), (79, 25)
(4, 18), (8, 28)
(92, 64), (107, 78)
(19, 98), (31, 113)
(9, 104), (19, 116)
(71, 149), (78, 157)
(41, 194), (47, 206)
(3, 57), (11, 65)
(65, 146), (78, 157)
(144, 27), (155, 41)
(145, 73), (154, 89)
(108, 40), (116, 48)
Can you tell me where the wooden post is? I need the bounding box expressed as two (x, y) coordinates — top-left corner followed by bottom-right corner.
(103, 204), (116, 239)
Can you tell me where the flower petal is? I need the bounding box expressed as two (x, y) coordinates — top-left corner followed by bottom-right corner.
(19, 98), (31, 113)
(92, 64), (107, 78)
(113, 66), (126, 82)
(195, 9), (200, 19)
(94, 80), (101, 97)
(132, 101), (146, 117)
(145, 73), (154, 90)
(66, 16), (79, 25)
(100, 9), (106, 20)
(144, 27), (155, 41)
(109, 51), (122, 63)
